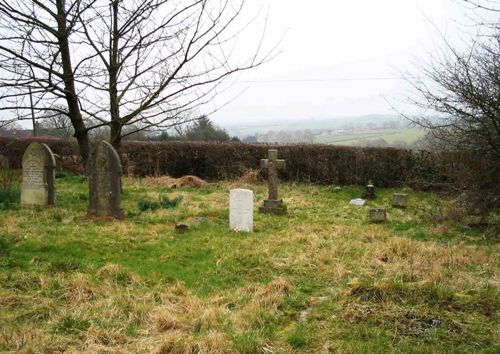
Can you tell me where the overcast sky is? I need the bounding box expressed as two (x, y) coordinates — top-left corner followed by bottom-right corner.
(211, 0), (468, 125)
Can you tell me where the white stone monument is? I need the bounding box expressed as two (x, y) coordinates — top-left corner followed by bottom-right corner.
(230, 189), (253, 232)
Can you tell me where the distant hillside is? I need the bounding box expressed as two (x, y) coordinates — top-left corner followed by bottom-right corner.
(219, 115), (427, 147)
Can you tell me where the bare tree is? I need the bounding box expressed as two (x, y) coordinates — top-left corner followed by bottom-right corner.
(403, 0), (500, 216)
(0, 0), (92, 161)
(77, 0), (275, 150)
(1, 0), (276, 157)
(39, 105), (74, 138)
(404, 1), (500, 160)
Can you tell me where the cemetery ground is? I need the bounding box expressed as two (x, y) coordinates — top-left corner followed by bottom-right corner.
(0, 175), (498, 353)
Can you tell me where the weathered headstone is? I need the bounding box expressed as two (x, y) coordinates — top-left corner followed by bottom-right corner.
(20, 142), (56, 207)
(369, 208), (386, 223)
(230, 189), (253, 232)
(259, 149), (286, 215)
(87, 141), (123, 218)
(362, 183), (375, 199)
(392, 193), (408, 208)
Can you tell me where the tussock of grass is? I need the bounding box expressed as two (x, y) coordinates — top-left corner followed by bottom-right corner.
(0, 176), (498, 353)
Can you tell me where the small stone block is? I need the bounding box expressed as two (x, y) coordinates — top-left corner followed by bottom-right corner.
(369, 208), (386, 223)
(392, 193), (408, 208)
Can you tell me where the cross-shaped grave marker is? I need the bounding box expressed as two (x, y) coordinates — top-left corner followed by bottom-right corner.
(259, 149), (287, 215)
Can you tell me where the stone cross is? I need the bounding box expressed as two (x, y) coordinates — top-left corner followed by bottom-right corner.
(259, 149), (287, 215)
(21, 142), (56, 207)
(87, 141), (123, 218)
(229, 189), (253, 232)
(260, 149), (285, 201)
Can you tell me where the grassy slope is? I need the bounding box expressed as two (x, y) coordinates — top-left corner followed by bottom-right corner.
(0, 176), (498, 353)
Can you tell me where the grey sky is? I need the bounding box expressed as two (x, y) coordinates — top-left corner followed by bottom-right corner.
(211, 0), (465, 124)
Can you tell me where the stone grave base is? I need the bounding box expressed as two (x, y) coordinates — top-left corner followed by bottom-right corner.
(259, 199), (286, 215)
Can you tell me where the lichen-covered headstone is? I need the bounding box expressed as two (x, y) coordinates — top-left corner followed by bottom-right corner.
(392, 193), (408, 208)
(259, 149), (286, 215)
(230, 189), (253, 232)
(20, 142), (56, 207)
(369, 208), (386, 223)
(87, 141), (123, 218)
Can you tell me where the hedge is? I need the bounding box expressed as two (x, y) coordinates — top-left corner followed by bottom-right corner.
(0, 136), (474, 188)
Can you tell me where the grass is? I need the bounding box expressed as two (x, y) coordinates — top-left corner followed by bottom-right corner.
(0, 175), (498, 353)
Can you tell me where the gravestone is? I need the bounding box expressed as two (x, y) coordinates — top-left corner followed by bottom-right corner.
(20, 142), (56, 207)
(392, 193), (408, 208)
(230, 189), (253, 232)
(87, 141), (123, 218)
(259, 149), (286, 215)
(369, 208), (386, 223)
(362, 183), (375, 199)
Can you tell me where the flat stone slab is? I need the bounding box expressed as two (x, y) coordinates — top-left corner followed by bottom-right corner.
(349, 198), (366, 206)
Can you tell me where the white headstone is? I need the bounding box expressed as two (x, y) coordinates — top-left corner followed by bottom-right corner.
(230, 189), (253, 232)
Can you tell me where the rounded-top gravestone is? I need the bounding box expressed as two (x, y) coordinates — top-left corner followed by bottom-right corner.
(21, 142), (56, 207)
(87, 141), (123, 218)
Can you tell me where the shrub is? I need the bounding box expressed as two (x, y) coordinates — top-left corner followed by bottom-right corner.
(0, 188), (20, 209)
(0, 136), (492, 191)
(55, 171), (70, 179)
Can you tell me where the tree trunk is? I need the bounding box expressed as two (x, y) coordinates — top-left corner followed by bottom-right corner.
(109, 0), (121, 152)
(56, 0), (90, 165)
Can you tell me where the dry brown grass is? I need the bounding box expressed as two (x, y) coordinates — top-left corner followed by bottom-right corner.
(1, 179), (498, 353)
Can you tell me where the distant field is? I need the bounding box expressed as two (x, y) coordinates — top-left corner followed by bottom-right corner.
(223, 115), (404, 136)
(314, 128), (425, 145)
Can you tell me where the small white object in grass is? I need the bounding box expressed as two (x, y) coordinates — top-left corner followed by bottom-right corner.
(349, 198), (366, 206)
